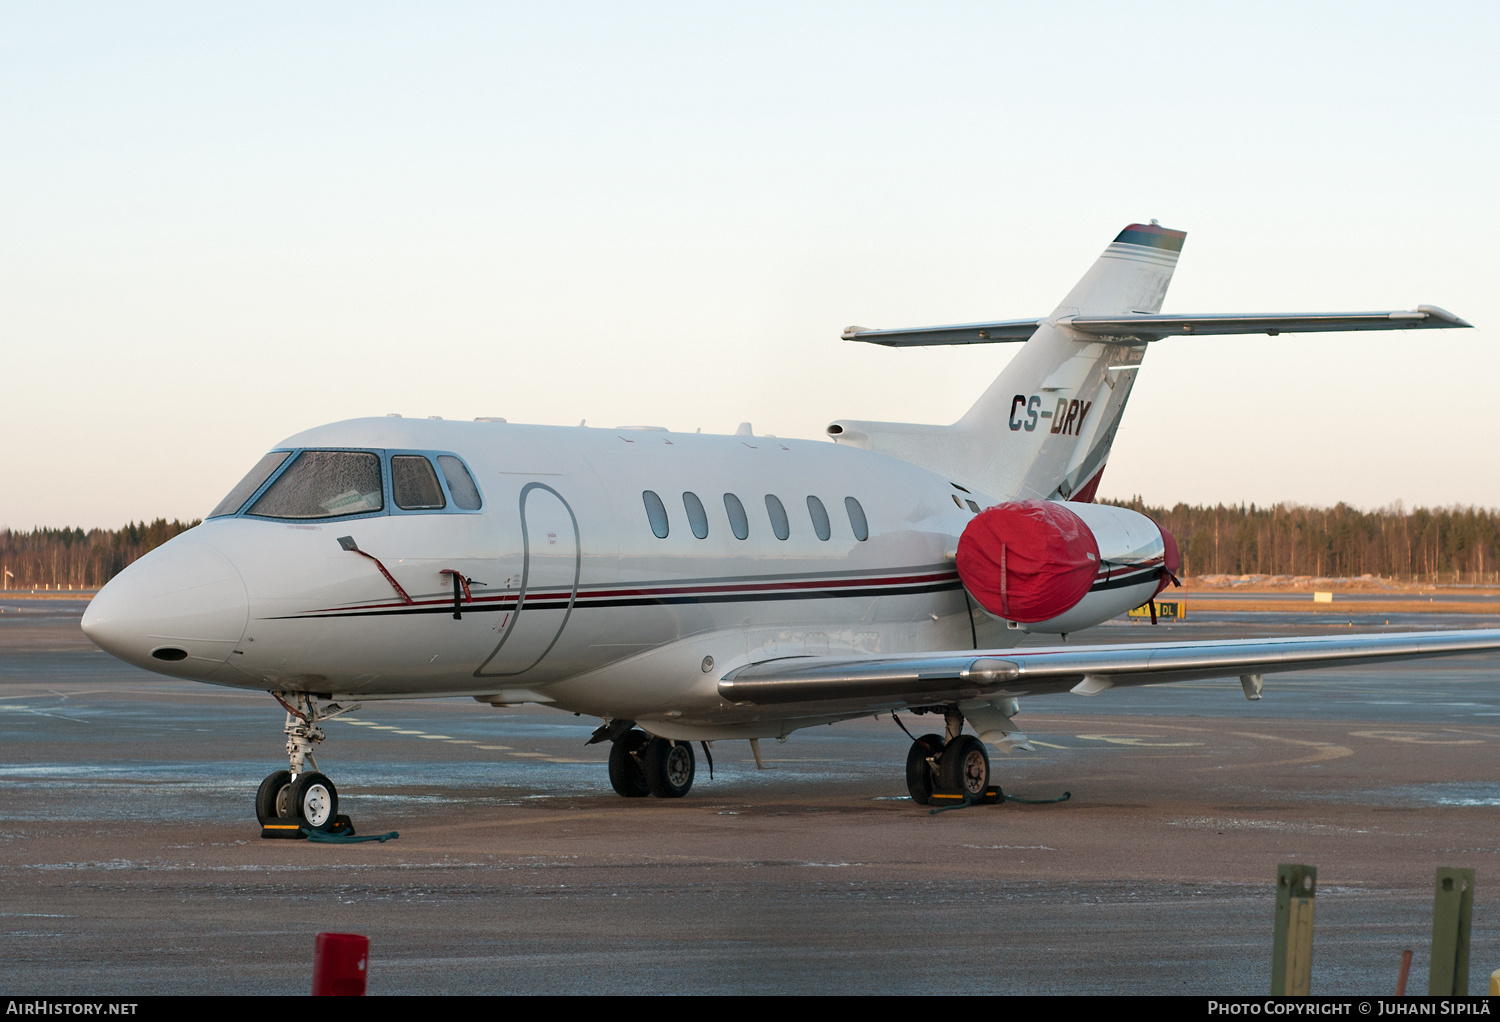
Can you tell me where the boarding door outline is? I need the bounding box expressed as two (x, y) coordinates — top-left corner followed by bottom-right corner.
(474, 482), (580, 678)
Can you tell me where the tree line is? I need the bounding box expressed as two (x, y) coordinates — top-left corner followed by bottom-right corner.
(1110, 500), (1500, 584)
(1, 520), (200, 590)
(2, 501), (1498, 590)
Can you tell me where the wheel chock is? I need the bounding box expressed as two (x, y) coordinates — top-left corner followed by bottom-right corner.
(928, 786), (1004, 807)
(261, 814), (356, 840)
(927, 787), (1071, 814)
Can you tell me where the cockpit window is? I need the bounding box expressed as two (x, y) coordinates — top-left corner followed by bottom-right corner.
(391, 456), (446, 510)
(208, 451), (292, 518)
(248, 451), (384, 519)
(436, 455), (482, 511)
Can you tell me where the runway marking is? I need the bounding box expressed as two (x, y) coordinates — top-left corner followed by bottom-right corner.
(475, 745), (513, 751)
(1212, 732), (1354, 768)
(1075, 734), (1202, 748)
(510, 752), (549, 758)
(394, 730), (425, 735)
(1030, 741), (1071, 749)
(420, 735), (454, 740)
(737, 758), (842, 763)
(1347, 730), (1484, 746)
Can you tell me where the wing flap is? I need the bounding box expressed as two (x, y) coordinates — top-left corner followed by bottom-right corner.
(717, 630), (1500, 711)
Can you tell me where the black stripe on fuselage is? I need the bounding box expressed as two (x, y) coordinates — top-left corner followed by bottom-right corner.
(1089, 567), (1163, 593)
(267, 579), (965, 620)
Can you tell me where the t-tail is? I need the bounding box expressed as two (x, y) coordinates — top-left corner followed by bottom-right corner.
(830, 221), (1467, 502)
(828, 223), (1186, 501)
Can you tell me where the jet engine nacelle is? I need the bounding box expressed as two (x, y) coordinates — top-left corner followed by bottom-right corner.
(956, 499), (1179, 634)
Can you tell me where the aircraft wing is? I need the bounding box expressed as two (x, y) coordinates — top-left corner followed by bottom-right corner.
(841, 306), (1470, 347)
(717, 629), (1500, 711)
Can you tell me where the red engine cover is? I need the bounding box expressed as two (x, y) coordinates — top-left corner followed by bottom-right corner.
(956, 500), (1101, 623)
(1151, 516), (1181, 598)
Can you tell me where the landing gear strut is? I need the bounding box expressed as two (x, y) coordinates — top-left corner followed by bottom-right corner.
(902, 707), (991, 804)
(255, 693), (358, 831)
(606, 727), (696, 799)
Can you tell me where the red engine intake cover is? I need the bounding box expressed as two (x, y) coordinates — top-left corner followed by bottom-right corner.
(956, 500), (1101, 623)
(1152, 517), (1182, 598)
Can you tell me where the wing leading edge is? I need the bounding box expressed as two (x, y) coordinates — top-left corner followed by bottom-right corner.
(718, 629), (1500, 712)
(843, 306), (1472, 347)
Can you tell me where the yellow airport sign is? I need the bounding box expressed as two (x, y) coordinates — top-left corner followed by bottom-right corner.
(1127, 600), (1185, 620)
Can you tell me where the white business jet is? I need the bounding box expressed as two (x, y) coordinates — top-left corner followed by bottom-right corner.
(82, 222), (1499, 831)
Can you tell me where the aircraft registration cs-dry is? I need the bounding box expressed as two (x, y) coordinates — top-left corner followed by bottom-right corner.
(81, 222), (1500, 833)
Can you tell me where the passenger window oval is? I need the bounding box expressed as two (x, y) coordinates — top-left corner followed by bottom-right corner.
(683, 491), (709, 539)
(723, 493), (749, 540)
(845, 496), (869, 542)
(807, 495), (831, 541)
(643, 490), (669, 538)
(765, 495), (790, 541)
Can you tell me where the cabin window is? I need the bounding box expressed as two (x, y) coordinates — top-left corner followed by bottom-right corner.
(392, 456), (447, 510)
(845, 496), (869, 541)
(437, 456), (483, 510)
(765, 495), (790, 541)
(951, 494), (964, 509)
(683, 491), (709, 539)
(248, 451), (383, 519)
(807, 495), (831, 541)
(643, 490), (669, 538)
(209, 450), (291, 518)
(965, 499), (981, 514)
(723, 493), (749, 540)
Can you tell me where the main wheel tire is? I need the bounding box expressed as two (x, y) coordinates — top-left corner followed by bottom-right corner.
(642, 737), (695, 798)
(608, 729), (651, 798)
(255, 769), (293, 825)
(939, 734), (990, 798)
(289, 771), (339, 830)
(904, 733), (946, 805)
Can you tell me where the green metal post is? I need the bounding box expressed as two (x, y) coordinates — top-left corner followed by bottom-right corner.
(1272, 863), (1316, 995)
(1428, 867), (1474, 995)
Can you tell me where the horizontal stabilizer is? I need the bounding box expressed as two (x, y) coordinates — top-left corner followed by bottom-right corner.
(842, 318), (1044, 346)
(843, 306), (1471, 347)
(718, 629), (1500, 712)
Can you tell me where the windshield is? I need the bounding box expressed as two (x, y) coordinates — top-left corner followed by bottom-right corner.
(247, 451), (384, 519)
(208, 451), (292, 518)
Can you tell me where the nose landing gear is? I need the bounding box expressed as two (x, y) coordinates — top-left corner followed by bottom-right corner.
(256, 693), (358, 834)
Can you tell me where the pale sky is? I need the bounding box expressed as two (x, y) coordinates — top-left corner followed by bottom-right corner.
(3, 2), (1496, 529)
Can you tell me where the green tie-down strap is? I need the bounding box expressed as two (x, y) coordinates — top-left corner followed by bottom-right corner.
(303, 827), (399, 843)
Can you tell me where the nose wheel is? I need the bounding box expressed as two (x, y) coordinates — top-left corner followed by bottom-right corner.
(257, 693), (358, 835)
(255, 769), (293, 825)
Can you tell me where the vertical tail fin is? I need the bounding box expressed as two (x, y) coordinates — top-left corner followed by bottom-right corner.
(955, 223), (1185, 501)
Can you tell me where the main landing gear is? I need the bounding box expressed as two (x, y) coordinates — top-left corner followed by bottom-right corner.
(903, 706), (992, 804)
(600, 725), (697, 799)
(255, 693), (359, 832)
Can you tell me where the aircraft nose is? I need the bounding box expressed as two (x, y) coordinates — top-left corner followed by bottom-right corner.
(82, 534), (249, 673)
